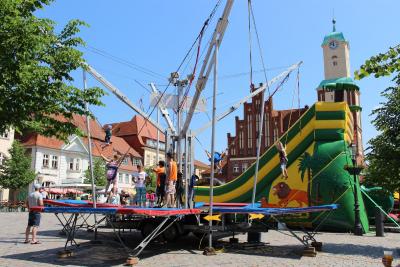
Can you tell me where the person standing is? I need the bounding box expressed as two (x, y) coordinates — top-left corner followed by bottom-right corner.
(39, 187), (49, 200)
(152, 160), (166, 207)
(165, 152), (177, 208)
(133, 165), (148, 207)
(25, 184), (44, 244)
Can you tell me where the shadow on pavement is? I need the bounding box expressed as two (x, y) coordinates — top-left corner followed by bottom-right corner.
(5, 229), (391, 266)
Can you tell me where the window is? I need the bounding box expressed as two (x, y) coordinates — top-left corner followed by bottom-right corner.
(43, 154), (49, 168)
(68, 158), (74, 170)
(0, 130), (9, 139)
(247, 114), (252, 148)
(122, 157), (128, 165)
(153, 155), (157, 166)
(51, 155), (58, 169)
(265, 115), (270, 146)
(0, 153), (5, 166)
(125, 174), (130, 184)
(273, 123), (279, 142)
(145, 154), (150, 166)
(335, 90), (344, 102)
(242, 163), (248, 172)
(133, 158), (142, 166)
(118, 173), (123, 183)
(239, 131), (243, 149)
(233, 165), (239, 173)
(256, 114), (260, 134)
(75, 158), (80, 171)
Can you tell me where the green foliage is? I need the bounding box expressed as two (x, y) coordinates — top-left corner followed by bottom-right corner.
(355, 45), (400, 83)
(84, 157), (106, 186)
(0, 0), (104, 140)
(0, 141), (36, 190)
(363, 86), (400, 193)
(355, 45), (400, 193)
(145, 167), (156, 192)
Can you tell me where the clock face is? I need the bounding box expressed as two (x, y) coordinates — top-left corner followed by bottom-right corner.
(329, 40), (338, 49)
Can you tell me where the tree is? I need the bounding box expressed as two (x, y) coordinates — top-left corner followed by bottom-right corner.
(0, 0), (104, 140)
(0, 141), (36, 200)
(355, 45), (400, 193)
(84, 157), (106, 187)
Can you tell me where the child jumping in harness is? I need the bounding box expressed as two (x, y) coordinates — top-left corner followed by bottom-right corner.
(101, 153), (124, 197)
(276, 141), (288, 179)
(205, 149), (227, 174)
(102, 125), (112, 148)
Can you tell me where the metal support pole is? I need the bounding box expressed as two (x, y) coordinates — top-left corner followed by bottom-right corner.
(83, 70), (97, 239)
(251, 83), (266, 206)
(189, 133), (195, 208)
(208, 39), (218, 249)
(177, 84), (183, 173)
(352, 157), (363, 236)
(156, 107), (160, 163)
(184, 136), (189, 209)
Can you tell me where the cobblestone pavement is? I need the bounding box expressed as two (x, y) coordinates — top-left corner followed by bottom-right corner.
(0, 212), (399, 267)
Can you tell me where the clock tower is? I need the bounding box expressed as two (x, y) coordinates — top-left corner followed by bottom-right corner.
(317, 19), (364, 164)
(322, 19), (350, 79)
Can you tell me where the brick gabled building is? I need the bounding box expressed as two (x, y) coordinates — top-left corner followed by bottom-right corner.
(110, 115), (166, 167)
(225, 92), (308, 181)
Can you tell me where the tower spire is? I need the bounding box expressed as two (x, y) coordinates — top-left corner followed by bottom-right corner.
(332, 10), (336, 32)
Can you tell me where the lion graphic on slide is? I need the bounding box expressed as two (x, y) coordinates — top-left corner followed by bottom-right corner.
(272, 182), (308, 207)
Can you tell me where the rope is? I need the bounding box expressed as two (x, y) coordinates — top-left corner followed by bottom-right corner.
(249, 1), (270, 97)
(361, 189), (400, 228)
(179, 0), (222, 111)
(297, 69), (301, 132)
(283, 81), (297, 145)
(247, 0), (253, 88)
(83, 45), (166, 80)
(137, 0), (223, 138)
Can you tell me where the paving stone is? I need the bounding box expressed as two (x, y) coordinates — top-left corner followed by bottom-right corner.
(0, 212), (398, 267)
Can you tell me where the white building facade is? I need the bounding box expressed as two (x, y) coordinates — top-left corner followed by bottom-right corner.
(25, 135), (136, 193)
(0, 128), (15, 201)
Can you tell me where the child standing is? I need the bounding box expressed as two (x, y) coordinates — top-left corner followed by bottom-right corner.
(133, 165), (148, 207)
(276, 141), (289, 179)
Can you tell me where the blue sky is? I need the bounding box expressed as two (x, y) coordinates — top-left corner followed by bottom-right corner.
(37, 0), (399, 163)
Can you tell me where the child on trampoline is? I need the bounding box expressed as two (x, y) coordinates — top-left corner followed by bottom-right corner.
(205, 149), (227, 174)
(152, 160), (166, 207)
(165, 152), (177, 208)
(276, 141), (289, 179)
(101, 153), (123, 197)
(133, 164), (148, 207)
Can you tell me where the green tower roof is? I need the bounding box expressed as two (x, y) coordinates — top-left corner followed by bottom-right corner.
(321, 19), (347, 46)
(322, 31), (346, 46)
(317, 77), (359, 91)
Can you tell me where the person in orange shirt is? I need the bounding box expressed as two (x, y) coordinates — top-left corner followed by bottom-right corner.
(152, 160), (166, 207)
(165, 152), (177, 208)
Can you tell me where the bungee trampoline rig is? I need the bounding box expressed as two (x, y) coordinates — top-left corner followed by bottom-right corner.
(28, 0), (369, 263)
